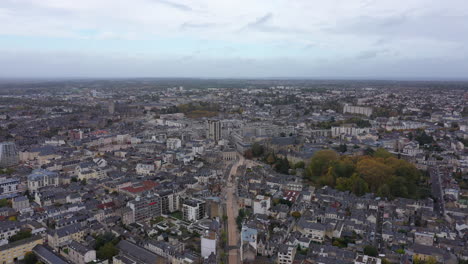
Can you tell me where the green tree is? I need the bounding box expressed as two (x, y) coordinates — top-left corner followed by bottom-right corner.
(24, 252), (37, 264)
(377, 184), (392, 198)
(294, 161), (305, 169)
(373, 148), (393, 159)
(363, 245), (378, 257)
(0, 198), (9, 207)
(97, 243), (119, 260)
(291, 211), (301, 219)
(306, 150), (339, 181)
(357, 158), (393, 192)
(336, 177), (352, 192)
(251, 143), (265, 157)
(320, 167), (336, 187)
(9, 230), (32, 243)
(334, 157), (356, 178)
(350, 173), (369, 196)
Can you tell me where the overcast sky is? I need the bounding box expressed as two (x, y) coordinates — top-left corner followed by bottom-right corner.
(1, 0), (468, 79)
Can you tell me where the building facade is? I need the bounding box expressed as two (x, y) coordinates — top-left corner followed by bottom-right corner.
(27, 169), (59, 192)
(0, 142), (19, 167)
(127, 194), (162, 223)
(0, 235), (43, 264)
(207, 120), (221, 143)
(182, 199), (206, 222)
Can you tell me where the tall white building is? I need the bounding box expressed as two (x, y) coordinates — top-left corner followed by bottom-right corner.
(0, 142), (19, 167)
(182, 199), (205, 222)
(253, 195), (271, 215)
(207, 120), (221, 142)
(343, 104), (373, 117)
(201, 231), (217, 258)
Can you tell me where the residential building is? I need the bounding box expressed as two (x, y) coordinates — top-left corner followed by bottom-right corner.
(12, 196), (29, 211)
(277, 244), (296, 264)
(0, 177), (20, 197)
(67, 240), (97, 264)
(207, 120), (221, 142)
(127, 194), (162, 223)
(253, 195), (271, 215)
(414, 231), (434, 246)
(343, 104), (373, 117)
(201, 231), (217, 258)
(27, 169), (59, 192)
(0, 235), (43, 264)
(182, 199), (206, 221)
(0, 142), (19, 167)
(354, 254), (382, 264)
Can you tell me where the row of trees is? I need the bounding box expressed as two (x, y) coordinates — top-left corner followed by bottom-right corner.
(316, 117), (371, 129)
(306, 149), (429, 199)
(244, 143), (292, 174)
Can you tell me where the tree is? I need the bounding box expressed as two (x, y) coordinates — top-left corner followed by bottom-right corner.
(350, 173), (369, 196)
(336, 177), (352, 192)
(377, 184), (391, 198)
(363, 245), (378, 257)
(334, 157), (356, 178)
(294, 161), (305, 169)
(244, 149), (253, 159)
(24, 252), (37, 264)
(373, 148), (393, 159)
(321, 167), (336, 187)
(251, 143), (265, 157)
(266, 153), (276, 164)
(9, 230), (32, 243)
(364, 147), (375, 156)
(306, 150), (339, 181)
(337, 144), (347, 153)
(97, 242), (119, 260)
(291, 211), (301, 219)
(275, 157), (290, 174)
(0, 198), (9, 207)
(415, 131), (433, 146)
(357, 158), (393, 192)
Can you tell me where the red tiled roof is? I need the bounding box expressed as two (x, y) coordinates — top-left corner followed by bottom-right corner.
(121, 181), (158, 193)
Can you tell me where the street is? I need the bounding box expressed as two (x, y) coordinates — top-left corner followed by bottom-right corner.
(225, 155), (244, 264)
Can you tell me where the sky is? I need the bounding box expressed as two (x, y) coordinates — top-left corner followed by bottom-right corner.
(1, 0), (468, 79)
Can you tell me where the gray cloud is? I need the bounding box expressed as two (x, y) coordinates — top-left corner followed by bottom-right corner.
(180, 22), (217, 30)
(242, 13), (307, 34)
(356, 49), (389, 60)
(152, 0), (192, 11)
(328, 12), (468, 43)
(246, 13), (273, 28)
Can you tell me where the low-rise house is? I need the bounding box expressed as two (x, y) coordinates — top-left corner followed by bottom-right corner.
(12, 196), (29, 211)
(295, 219), (326, 243)
(67, 240), (97, 264)
(47, 223), (86, 249)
